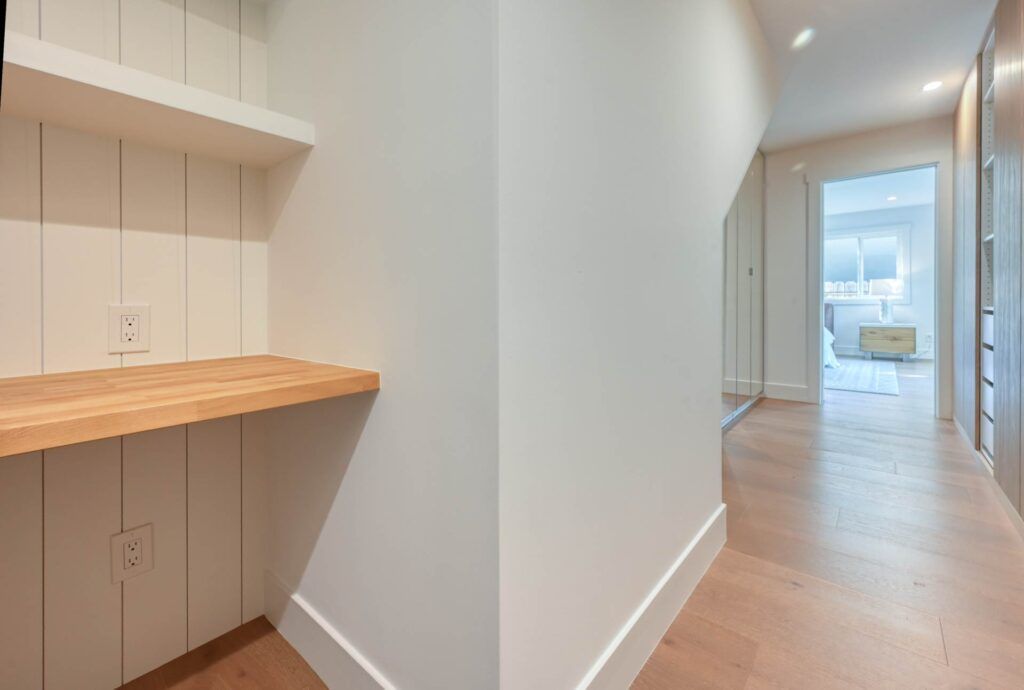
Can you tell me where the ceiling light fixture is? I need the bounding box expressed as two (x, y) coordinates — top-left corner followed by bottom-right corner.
(887, 195), (898, 202)
(923, 81), (943, 92)
(791, 27), (816, 51)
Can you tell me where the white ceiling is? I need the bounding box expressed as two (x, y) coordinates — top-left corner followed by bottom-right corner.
(751, 0), (997, 152)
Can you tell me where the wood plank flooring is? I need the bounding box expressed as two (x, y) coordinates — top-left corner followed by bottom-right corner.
(635, 360), (1024, 689)
(120, 617), (325, 689)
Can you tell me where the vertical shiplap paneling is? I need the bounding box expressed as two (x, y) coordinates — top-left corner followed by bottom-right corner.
(0, 116), (42, 378)
(5, 0), (40, 36)
(122, 426), (188, 681)
(187, 416), (242, 648)
(45, 438), (122, 690)
(242, 411), (268, 622)
(241, 166), (269, 355)
(120, 0), (186, 81)
(42, 125), (121, 373)
(185, 0), (241, 99)
(187, 155), (241, 360)
(0, 453), (43, 689)
(240, 0), (268, 107)
(122, 142), (188, 366)
(40, 0), (119, 60)
(994, 0), (1023, 511)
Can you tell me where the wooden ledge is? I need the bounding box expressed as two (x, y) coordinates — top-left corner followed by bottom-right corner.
(0, 355), (379, 457)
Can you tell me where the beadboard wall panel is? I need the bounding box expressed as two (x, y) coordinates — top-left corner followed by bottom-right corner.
(0, 2), (270, 684)
(44, 438), (123, 690)
(120, 0), (187, 81)
(41, 125), (121, 374)
(122, 426), (188, 682)
(5, 0), (40, 36)
(122, 142), (188, 367)
(41, 0), (119, 61)
(242, 166), (269, 354)
(240, 0), (268, 107)
(186, 155), (242, 360)
(0, 116), (42, 378)
(242, 411), (269, 622)
(187, 416), (243, 649)
(0, 452), (43, 690)
(186, 0), (241, 99)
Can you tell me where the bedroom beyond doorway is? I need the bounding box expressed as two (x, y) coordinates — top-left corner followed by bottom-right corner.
(821, 166), (937, 412)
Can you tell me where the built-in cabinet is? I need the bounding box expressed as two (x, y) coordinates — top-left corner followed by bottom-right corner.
(722, 152), (765, 426)
(954, 1), (1024, 518)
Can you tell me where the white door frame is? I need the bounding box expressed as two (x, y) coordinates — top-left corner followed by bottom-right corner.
(808, 163), (944, 417)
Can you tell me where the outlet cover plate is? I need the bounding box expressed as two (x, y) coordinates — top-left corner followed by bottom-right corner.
(111, 523), (154, 583)
(108, 304), (150, 353)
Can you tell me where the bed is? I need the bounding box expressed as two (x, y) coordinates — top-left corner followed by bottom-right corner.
(824, 303), (840, 368)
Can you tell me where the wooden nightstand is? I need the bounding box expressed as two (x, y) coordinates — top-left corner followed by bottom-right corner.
(859, 323), (916, 361)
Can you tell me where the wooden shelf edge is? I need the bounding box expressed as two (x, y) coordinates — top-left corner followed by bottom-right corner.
(1, 31), (315, 167)
(0, 355), (379, 458)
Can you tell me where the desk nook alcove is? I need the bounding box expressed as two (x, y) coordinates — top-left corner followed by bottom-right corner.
(0, 4), (380, 687)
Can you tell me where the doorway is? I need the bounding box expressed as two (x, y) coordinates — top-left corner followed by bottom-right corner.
(819, 166), (938, 415)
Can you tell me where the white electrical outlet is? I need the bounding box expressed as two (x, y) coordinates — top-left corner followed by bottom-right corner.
(108, 304), (150, 353)
(111, 523), (154, 583)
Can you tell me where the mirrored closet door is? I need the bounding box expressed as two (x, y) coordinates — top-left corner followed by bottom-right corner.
(722, 151), (765, 427)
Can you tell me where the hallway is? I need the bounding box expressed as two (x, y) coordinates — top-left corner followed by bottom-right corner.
(635, 361), (1024, 688)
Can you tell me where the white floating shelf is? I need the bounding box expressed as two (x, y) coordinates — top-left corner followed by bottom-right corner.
(984, 80), (995, 104)
(984, 154), (995, 171)
(1, 31), (314, 168)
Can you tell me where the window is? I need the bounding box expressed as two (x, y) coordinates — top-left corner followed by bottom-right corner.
(824, 225), (910, 304)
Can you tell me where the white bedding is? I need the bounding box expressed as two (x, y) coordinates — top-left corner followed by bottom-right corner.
(823, 325), (840, 369)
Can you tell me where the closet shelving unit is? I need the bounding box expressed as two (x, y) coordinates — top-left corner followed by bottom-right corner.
(980, 30), (996, 469)
(0, 33), (380, 458)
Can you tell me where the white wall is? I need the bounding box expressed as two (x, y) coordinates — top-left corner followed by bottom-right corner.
(825, 203), (937, 358)
(0, 2), (270, 686)
(764, 117), (954, 415)
(262, 2), (498, 689)
(498, 1), (777, 688)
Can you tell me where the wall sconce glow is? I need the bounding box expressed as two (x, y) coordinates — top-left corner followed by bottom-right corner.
(887, 195), (898, 202)
(922, 81), (943, 92)
(791, 27), (816, 51)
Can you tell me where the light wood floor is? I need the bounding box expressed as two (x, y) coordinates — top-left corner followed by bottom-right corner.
(121, 617), (325, 689)
(636, 359), (1024, 688)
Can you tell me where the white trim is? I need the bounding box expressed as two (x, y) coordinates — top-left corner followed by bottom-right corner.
(577, 504), (727, 690)
(265, 572), (396, 690)
(764, 382), (810, 402)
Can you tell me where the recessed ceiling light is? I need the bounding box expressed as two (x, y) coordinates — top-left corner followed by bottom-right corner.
(791, 27), (816, 51)
(887, 195), (898, 202)
(923, 81), (943, 92)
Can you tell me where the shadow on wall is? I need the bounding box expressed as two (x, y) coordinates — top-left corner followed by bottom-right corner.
(262, 391), (377, 590)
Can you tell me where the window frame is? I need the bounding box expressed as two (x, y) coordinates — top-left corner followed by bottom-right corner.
(824, 223), (911, 306)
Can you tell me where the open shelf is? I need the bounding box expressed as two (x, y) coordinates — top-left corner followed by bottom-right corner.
(0, 31), (315, 167)
(984, 233), (995, 243)
(0, 355), (379, 457)
(984, 154), (995, 171)
(985, 80), (995, 103)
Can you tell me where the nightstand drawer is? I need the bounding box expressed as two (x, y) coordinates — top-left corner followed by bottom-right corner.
(860, 326), (916, 354)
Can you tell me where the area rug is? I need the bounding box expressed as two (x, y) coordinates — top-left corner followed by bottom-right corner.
(824, 358), (900, 396)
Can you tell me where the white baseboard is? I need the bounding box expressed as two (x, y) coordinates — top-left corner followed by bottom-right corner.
(764, 382), (809, 402)
(265, 572), (395, 690)
(577, 504), (727, 690)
